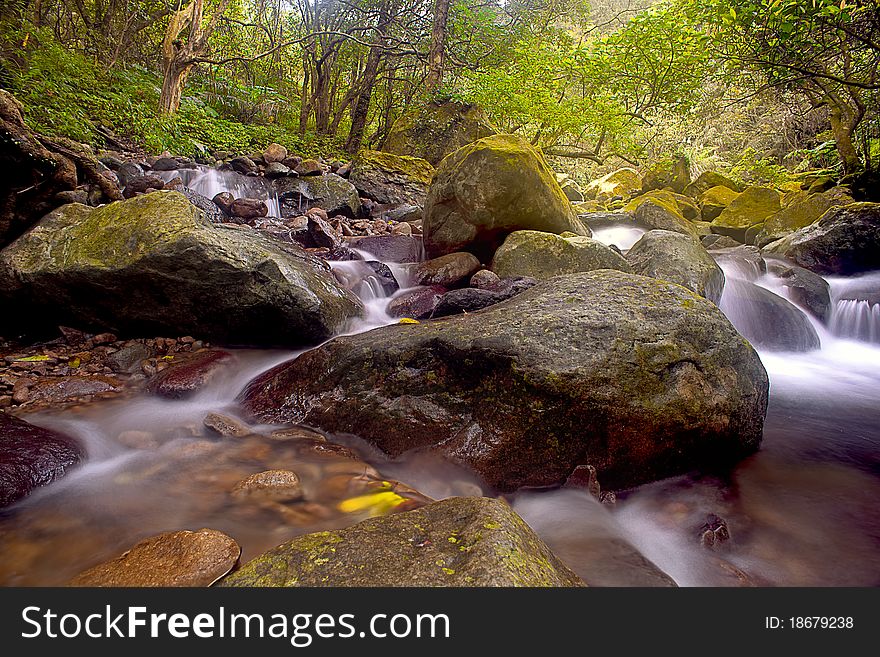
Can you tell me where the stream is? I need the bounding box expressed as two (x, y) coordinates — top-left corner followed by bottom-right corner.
(1, 178), (878, 587)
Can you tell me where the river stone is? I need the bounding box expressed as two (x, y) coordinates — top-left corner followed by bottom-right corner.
(349, 150), (435, 206)
(491, 230), (631, 280)
(387, 286), (446, 319)
(231, 156), (257, 175)
(415, 252), (481, 287)
(274, 173), (360, 217)
(719, 279), (821, 351)
(762, 189), (854, 241)
(470, 269), (501, 289)
(0, 411), (83, 508)
(699, 186), (741, 222)
(107, 342), (155, 373)
(231, 470), (303, 501)
(263, 143), (288, 164)
(230, 198), (268, 220)
(0, 192), (363, 346)
(241, 271), (769, 492)
(26, 375), (121, 404)
(625, 230), (725, 304)
(180, 188), (225, 224)
(763, 202), (880, 275)
(702, 234), (742, 249)
(203, 412), (250, 437)
(68, 529), (240, 587)
(432, 288), (507, 317)
(684, 171), (741, 198)
(764, 259), (832, 322)
(584, 168), (642, 202)
(423, 134), (590, 260)
(624, 191), (699, 238)
(711, 187), (781, 241)
(219, 496), (583, 586)
(146, 350), (234, 399)
(382, 100), (497, 166)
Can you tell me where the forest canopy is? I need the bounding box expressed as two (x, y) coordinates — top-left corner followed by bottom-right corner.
(1, 0), (877, 181)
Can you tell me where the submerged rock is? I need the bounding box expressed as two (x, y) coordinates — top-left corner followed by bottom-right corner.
(146, 350), (234, 399)
(219, 496), (584, 586)
(242, 271), (769, 492)
(0, 411), (83, 508)
(68, 528), (240, 587)
(0, 192), (363, 346)
(423, 134), (589, 260)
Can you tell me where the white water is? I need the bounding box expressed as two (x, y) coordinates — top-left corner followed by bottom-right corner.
(156, 166), (283, 218)
(590, 224), (646, 251)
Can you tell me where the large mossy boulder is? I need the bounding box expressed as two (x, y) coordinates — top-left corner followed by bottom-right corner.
(273, 173), (361, 217)
(348, 150), (435, 207)
(0, 191), (363, 345)
(382, 100), (497, 166)
(625, 230), (725, 304)
(641, 156), (690, 194)
(584, 168), (642, 202)
(219, 497), (584, 587)
(241, 270), (769, 492)
(699, 186), (741, 222)
(423, 134), (589, 260)
(684, 171), (741, 199)
(1, 411), (83, 508)
(761, 189), (854, 241)
(491, 230), (631, 279)
(711, 186), (780, 241)
(763, 202), (880, 274)
(624, 190), (699, 238)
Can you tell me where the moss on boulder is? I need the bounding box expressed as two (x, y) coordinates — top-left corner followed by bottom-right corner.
(711, 186), (781, 241)
(423, 134), (589, 260)
(684, 171), (741, 198)
(219, 497), (584, 587)
(624, 190), (699, 238)
(348, 150), (435, 206)
(584, 168), (642, 202)
(699, 186), (741, 222)
(491, 230), (631, 279)
(761, 188), (854, 241)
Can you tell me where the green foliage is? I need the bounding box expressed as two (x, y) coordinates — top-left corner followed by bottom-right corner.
(729, 147), (794, 186)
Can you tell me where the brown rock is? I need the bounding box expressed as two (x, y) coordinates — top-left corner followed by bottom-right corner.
(68, 529), (240, 587)
(295, 159), (323, 176)
(263, 143), (288, 164)
(26, 375), (121, 404)
(387, 285), (446, 319)
(415, 252), (481, 287)
(230, 198), (268, 220)
(202, 412), (250, 438)
(146, 350), (234, 399)
(231, 470), (304, 501)
(213, 192), (235, 215)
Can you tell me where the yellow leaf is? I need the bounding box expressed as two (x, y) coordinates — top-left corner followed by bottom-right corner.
(337, 491), (406, 516)
(68, 358), (81, 368)
(398, 318), (420, 324)
(14, 355), (50, 362)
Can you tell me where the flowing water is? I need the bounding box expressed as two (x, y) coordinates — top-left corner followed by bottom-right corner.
(2, 174), (879, 586)
(156, 166), (283, 218)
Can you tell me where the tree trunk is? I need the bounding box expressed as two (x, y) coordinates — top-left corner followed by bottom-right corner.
(830, 104), (862, 175)
(425, 0), (451, 92)
(160, 58), (192, 115)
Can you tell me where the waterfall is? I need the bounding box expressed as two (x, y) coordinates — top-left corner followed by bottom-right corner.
(155, 166), (283, 218)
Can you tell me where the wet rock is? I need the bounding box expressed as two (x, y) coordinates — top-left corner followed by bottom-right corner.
(264, 162), (291, 178)
(423, 134), (589, 260)
(491, 230), (631, 280)
(220, 496), (583, 586)
(107, 342), (155, 374)
(626, 230), (725, 303)
(699, 514), (730, 548)
(203, 412), (250, 438)
(68, 528), (240, 587)
(116, 161), (145, 188)
(0, 411), (83, 508)
(230, 156), (257, 175)
(212, 191), (235, 215)
(415, 252), (481, 287)
(146, 350), (234, 399)
(387, 286), (446, 319)
(711, 245), (767, 280)
(349, 149), (435, 206)
(242, 271), (769, 492)
(431, 288), (506, 317)
(230, 198), (268, 220)
(719, 278), (821, 351)
(765, 259), (832, 322)
(117, 430), (158, 449)
(231, 470), (304, 501)
(152, 157), (180, 171)
(307, 215), (341, 249)
(25, 375), (121, 404)
(122, 175), (166, 197)
(345, 235), (423, 263)
(180, 188), (225, 224)
(470, 269), (501, 289)
(365, 261), (400, 294)
(763, 202), (880, 275)
(0, 192), (363, 346)
(275, 173), (360, 217)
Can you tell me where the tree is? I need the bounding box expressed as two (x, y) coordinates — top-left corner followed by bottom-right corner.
(425, 0), (450, 91)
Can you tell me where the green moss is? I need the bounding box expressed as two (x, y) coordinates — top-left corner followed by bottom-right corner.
(354, 149), (436, 184)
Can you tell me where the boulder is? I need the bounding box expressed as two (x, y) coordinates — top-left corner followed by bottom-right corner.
(470, 269), (501, 289)
(584, 168), (642, 202)
(625, 230), (725, 304)
(719, 279), (821, 351)
(241, 271), (769, 492)
(69, 529), (240, 587)
(263, 143), (288, 164)
(423, 134), (589, 260)
(348, 150), (435, 206)
(274, 173), (361, 218)
(699, 186), (741, 222)
(764, 258), (832, 322)
(387, 285), (446, 319)
(152, 157), (179, 171)
(219, 497), (583, 587)
(264, 162), (291, 179)
(761, 189), (854, 241)
(641, 156), (690, 194)
(702, 234), (742, 250)
(0, 411), (83, 508)
(763, 202), (880, 275)
(0, 192), (363, 346)
(294, 159), (324, 176)
(229, 198), (268, 220)
(415, 252), (481, 287)
(491, 230), (631, 280)
(116, 161), (145, 188)
(558, 177), (584, 202)
(146, 350), (235, 399)
(624, 191), (699, 238)
(382, 100), (497, 166)
(711, 186), (781, 241)
(230, 156), (257, 175)
(346, 235), (423, 263)
(431, 276), (537, 318)
(684, 171), (741, 198)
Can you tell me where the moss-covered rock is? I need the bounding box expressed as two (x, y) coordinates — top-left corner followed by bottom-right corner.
(0, 191), (363, 345)
(761, 189), (854, 241)
(491, 230), (631, 279)
(641, 156), (690, 193)
(763, 202), (880, 275)
(684, 171), (741, 198)
(348, 150), (435, 207)
(273, 173), (361, 217)
(219, 497), (584, 587)
(711, 186), (780, 241)
(624, 190), (699, 238)
(423, 134), (589, 259)
(699, 186), (741, 222)
(382, 100), (497, 165)
(241, 271), (769, 492)
(584, 168), (642, 202)
(625, 230), (725, 303)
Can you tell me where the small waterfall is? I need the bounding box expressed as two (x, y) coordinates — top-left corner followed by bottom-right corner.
(590, 224), (646, 251)
(827, 272), (880, 344)
(155, 166), (282, 218)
